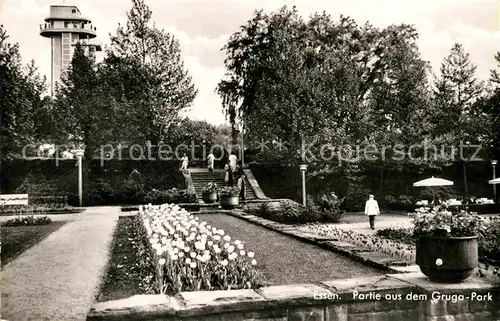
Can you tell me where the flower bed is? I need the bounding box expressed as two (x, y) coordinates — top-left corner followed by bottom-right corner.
(139, 204), (265, 294)
(297, 223), (416, 262)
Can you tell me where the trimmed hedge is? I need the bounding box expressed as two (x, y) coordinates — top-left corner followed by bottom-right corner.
(5, 159), (185, 206)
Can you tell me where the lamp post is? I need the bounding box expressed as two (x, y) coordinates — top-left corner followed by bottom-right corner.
(492, 160), (498, 203)
(463, 141), (470, 200)
(241, 121), (245, 168)
(299, 164), (307, 206)
(72, 149), (85, 207)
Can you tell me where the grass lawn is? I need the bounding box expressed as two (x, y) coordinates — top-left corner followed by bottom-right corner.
(97, 216), (155, 302)
(200, 214), (381, 285)
(1, 221), (67, 267)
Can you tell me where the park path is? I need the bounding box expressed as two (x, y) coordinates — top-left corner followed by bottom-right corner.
(335, 213), (413, 236)
(1, 207), (119, 321)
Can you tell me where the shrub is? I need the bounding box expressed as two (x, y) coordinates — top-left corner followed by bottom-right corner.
(144, 188), (197, 204)
(250, 197), (344, 224)
(479, 217), (500, 262)
(139, 204), (266, 294)
(343, 185), (371, 212)
(313, 193), (345, 223)
(2, 215), (52, 227)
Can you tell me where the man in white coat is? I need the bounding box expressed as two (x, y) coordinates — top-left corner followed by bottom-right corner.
(364, 194), (380, 230)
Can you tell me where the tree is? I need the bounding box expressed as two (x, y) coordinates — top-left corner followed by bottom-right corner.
(108, 0), (197, 148)
(479, 52), (500, 159)
(217, 6), (431, 168)
(432, 43), (484, 143)
(53, 43), (126, 159)
(0, 25), (48, 192)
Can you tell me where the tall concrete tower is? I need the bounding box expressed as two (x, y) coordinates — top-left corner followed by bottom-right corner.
(40, 5), (102, 95)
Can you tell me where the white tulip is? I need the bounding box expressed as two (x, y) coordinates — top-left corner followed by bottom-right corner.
(251, 259), (257, 265)
(247, 252), (254, 258)
(221, 259), (228, 266)
(190, 262), (197, 268)
(159, 258), (166, 265)
(240, 250), (246, 256)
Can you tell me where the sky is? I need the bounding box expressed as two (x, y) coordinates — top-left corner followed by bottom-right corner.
(1, 0), (500, 125)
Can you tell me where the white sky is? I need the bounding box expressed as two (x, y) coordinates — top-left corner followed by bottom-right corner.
(1, 0), (499, 125)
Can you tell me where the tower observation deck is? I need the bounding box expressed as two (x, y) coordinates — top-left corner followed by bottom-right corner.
(40, 5), (102, 95)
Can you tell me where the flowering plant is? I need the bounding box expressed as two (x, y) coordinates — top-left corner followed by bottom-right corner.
(219, 186), (240, 197)
(201, 182), (218, 193)
(409, 204), (488, 238)
(139, 204), (265, 294)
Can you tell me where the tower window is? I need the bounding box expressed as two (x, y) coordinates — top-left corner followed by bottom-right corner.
(72, 9), (76, 14)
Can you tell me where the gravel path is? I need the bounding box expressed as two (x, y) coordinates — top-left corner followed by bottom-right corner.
(1, 207), (119, 321)
(199, 214), (381, 285)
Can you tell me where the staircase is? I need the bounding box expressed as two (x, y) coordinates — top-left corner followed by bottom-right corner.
(190, 169), (258, 202)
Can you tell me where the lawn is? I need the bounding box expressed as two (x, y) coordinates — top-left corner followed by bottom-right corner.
(97, 216), (156, 302)
(1, 221), (67, 267)
(200, 214), (381, 284)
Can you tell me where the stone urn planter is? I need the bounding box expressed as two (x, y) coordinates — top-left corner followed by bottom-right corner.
(220, 195), (239, 209)
(202, 191), (217, 204)
(219, 186), (240, 209)
(410, 204), (486, 283)
(416, 236), (478, 283)
(201, 182), (218, 204)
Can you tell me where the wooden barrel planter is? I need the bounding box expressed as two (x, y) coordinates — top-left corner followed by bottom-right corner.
(202, 191), (217, 204)
(416, 236), (478, 283)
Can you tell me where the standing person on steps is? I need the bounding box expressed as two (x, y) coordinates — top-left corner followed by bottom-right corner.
(207, 152), (215, 172)
(180, 153), (189, 170)
(228, 151), (237, 186)
(237, 173), (246, 200)
(364, 194), (380, 230)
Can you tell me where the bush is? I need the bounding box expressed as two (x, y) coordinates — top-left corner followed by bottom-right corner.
(250, 197), (344, 224)
(343, 185), (371, 212)
(382, 195), (415, 211)
(479, 217), (500, 262)
(143, 188), (197, 204)
(2, 215), (52, 227)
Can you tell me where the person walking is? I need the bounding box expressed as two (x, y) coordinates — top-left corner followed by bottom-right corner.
(207, 152), (215, 172)
(237, 173), (246, 200)
(364, 194), (380, 230)
(180, 153), (189, 170)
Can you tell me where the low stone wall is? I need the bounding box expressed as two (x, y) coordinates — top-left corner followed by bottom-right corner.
(87, 274), (499, 321)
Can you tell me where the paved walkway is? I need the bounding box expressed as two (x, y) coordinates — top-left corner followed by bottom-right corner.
(337, 213), (413, 236)
(1, 207), (119, 321)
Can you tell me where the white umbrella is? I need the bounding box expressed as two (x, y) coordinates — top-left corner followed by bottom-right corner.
(413, 176), (454, 205)
(489, 178), (500, 185)
(413, 176), (454, 187)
